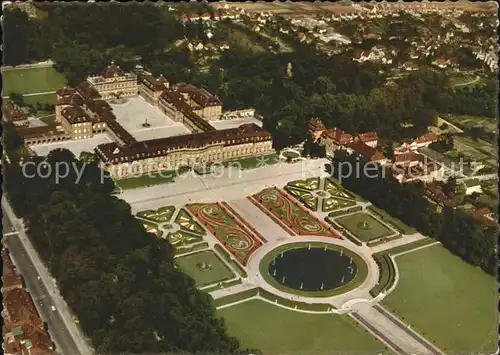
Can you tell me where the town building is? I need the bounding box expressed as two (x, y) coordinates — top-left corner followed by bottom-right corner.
(2, 249), (54, 355)
(391, 152), (443, 183)
(320, 128), (355, 154)
(470, 207), (498, 228)
(423, 182), (455, 212)
(343, 140), (388, 164)
(2, 103), (29, 127)
(399, 132), (438, 151)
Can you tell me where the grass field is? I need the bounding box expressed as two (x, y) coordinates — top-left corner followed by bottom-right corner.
(219, 299), (388, 354)
(225, 153), (280, 170)
(383, 244), (498, 354)
(175, 250), (235, 287)
(116, 171), (178, 190)
(335, 212), (394, 242)
(366, 205), (416, 235)
(2, 66), (66, 95)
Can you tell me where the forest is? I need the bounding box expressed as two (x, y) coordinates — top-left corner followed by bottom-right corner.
(2, 147), (257, 355)
(329, 150), (497, 276)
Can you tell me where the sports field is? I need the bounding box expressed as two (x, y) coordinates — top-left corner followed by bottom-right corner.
(335, 212), (394, 242)
(2, 66), (66, 95)
(175, 250), (235, 287)
(219, 299), (387, 354)
(383, 244), (498, 354)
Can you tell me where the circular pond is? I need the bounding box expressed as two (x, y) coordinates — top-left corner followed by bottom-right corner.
(259, 242), (368, 297)
(269, 247), (357, 292)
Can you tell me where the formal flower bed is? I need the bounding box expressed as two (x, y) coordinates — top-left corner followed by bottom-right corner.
(250, 188), (340, 238)
(186, 202), (263, 265)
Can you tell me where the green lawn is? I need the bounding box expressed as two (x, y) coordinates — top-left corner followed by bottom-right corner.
(2, 66), (66, 95)
(384, 244), (498, 354)
(22, 92), (57, 106)
(335, 212), (394, 242)
(367, 205), (416, 235)
(175, 250), (235, 287)
(225, 153), (279, 170)
(218, 299), (388, 355)
(115, 170), (179, 190)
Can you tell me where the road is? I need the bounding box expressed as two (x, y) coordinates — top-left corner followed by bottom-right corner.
(451, 76), (480, 88)
(2, 201), (92, 355)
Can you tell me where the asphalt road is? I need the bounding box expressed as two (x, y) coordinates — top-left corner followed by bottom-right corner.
(3, 209), (82, 355)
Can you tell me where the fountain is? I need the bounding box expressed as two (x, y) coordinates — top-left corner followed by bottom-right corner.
(273, 269), (277, 276)
(142, 117), (151, 128)
(282, 276), (286, 283)
(358, 220), (370, 230)
(300, 282), (304, 290)
(197, 262), (212, 272)
(340, 248), (343, 256)
(341, 276), (345, 283)
(349, 257), (353, 264)
(320, 282), (324, 290)
(308, 244), (311, 250)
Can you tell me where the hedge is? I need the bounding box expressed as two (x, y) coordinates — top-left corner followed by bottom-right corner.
(366, 234), (403, 247)
(203, 278), (243, 293)
(214, 287), (259, 307)
(258, 288), (333, 312)
(175, 242), (209, 256)
(214, 244), (248, 278)
(369, 253), (396, 297)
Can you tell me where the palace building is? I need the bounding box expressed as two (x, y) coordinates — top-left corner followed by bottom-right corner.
(86, 61), (138, 100)
(42, 62), (274, 179)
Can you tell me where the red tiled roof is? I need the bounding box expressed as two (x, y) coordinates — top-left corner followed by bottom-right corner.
(174, 83), (222, 108)
(75, 81), (101, 100)
(322, 128), (354, 145)
(3, 288), (43, 327)
(356, 131), (378, 143)
(2, 102), (27, 122)
(392, 151), (424, 164)
(470, 207), (498, 228)
(2, 250), (23, 290)
(346, 141), (386, 161)
(140, 75), (170, 92)
(61, 106), (92, 124)
(414, 132), (438, 144)
(102, 63), (124, 78)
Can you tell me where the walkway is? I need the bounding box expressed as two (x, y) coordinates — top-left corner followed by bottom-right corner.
(2, 90), (56, 99)
(352, 302), (443, 355)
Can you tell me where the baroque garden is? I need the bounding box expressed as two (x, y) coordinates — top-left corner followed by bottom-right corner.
(133, 176), (497, 354)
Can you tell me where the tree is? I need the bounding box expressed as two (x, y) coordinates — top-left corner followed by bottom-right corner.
(443, 177), (458, 197)
(8, 92), (25, 107)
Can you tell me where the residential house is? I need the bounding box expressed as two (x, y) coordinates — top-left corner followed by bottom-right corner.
(355, 132), (378, 148)
(320, 128), (354, 155)
(399, 133), (438, 151)
(470, 207), (498, 228)
(2, 102), (29, 127)
(2, 249), (54, 355)
(423, 182), (454, 212)
(391, 152), (443, 183)
(403, 61), (419, 71)
(344, 140), (388, 164)
(462, 179), (483, 195)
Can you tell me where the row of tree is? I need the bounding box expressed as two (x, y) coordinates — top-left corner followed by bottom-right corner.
(3, 148), (256, 355)
(329, 151), (496, 275)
